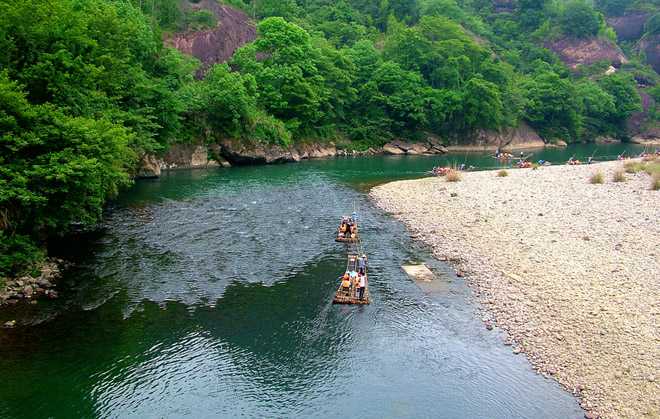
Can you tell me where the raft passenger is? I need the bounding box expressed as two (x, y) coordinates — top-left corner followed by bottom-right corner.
(358, 254), (366, 272)
(341, 272), (351, 294)
(358, 273), (366, 300)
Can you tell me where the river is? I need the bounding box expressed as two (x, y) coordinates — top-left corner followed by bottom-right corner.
(0, 144), (646, 418)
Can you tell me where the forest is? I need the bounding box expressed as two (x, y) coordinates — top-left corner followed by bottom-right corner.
(0, 0), (658, 276)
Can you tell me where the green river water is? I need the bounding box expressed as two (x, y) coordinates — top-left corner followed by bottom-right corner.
(0, 144), (647, 418)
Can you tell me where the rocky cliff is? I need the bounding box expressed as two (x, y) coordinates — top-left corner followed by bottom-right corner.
(137, 144), (229, 178)
(165, 1), (256, 74)
(605, 12), (660, 73)
(607, 13), (650, 41)
(638, 33), (660, 73)
(545, 37), (627, 70)
(445, 122), (546, 151)
(628, 88), (660, 143)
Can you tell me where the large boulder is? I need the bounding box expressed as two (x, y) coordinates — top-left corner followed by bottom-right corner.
(449, 122), (545, 151)
(496, 122), (545, 149)
(546, 37), (627, 70)
(207, 144), (232, 167)
(382, 138), (448, 155)
(295, 143), (337, 159)
(382, 143), (407, 155)
(218, 139), (300, 165)
(406, 143), (431, 155)
(162, 144), (218, 170)
(630, 134), (660, 145)
(136, 154), (162, 179)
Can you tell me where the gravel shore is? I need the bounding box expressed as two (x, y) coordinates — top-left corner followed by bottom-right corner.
(371, 160), (659, 419)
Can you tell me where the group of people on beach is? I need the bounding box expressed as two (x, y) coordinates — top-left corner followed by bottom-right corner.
(340, 254), (367, 300)
(337, 216), (358, 239)
(430, 164), (474, 176)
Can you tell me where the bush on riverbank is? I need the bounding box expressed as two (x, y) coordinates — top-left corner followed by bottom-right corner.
(642, 159), (660, 176)
(624, 158), (660, 175)
(446, 170), (462, 182)
(590, 171), (605, 184)
(624, 161), (644, 173)
(612, 170), (626, 182)
(652, 174), (660, 190)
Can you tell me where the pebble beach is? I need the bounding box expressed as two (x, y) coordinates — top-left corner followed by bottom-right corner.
(371, 160), (660, 419)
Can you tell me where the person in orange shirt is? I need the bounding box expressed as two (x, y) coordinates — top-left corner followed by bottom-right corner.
(340, 272), (351, 294)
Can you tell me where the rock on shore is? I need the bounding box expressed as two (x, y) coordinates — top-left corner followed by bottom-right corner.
(371, 161), (659, 419)
(1, 259), (62, 313)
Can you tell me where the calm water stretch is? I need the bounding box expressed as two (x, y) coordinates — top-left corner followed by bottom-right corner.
(0, 144), (646, 418)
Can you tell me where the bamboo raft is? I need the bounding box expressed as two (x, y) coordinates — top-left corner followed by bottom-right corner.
(335, 219), (358, 243)
(333, 254), (370, 305)
(335, 235), (359, 243)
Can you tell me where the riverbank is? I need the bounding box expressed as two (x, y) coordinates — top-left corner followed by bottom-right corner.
(137, 136), (564, 178)
(371, 160), (659, 419)
(0, 260), (61, 320)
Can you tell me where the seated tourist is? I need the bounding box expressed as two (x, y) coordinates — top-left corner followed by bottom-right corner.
(341, 272), (351, 291)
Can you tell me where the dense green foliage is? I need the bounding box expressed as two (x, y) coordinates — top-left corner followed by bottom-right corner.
(559, 1), (603, 38)
(0, 0), (192, 275)
(596, 0), (659, 16)
(0, 0), (658, 276)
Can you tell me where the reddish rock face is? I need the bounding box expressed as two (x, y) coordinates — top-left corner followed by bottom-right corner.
(165, 1), (256, 74)
(639, 33), (660, 73)
(607, 13), (649, 41)
(545, 37), (627, 69)
(627, 89), (659, 137)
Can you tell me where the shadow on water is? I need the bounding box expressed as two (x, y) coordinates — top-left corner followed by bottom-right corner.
(1, 144), (641, 418)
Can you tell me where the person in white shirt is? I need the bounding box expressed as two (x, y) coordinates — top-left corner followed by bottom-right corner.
(358, 273), (366, 300)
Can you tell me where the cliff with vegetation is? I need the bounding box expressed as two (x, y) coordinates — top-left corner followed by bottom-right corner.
(0, 0), (659, 278)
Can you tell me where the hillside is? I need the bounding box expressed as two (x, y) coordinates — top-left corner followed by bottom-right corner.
(0, 0), (659, 278)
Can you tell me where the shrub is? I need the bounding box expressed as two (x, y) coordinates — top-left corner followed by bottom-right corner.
(612, 170), (626, 182)
(184, 10), (217, 31)
(624, 161), (643, 173)
(652, 174), (660, 191)
(497, 169), (509, 177)
(624, 158), (660, 175)
(590, 171), (604, 184)
(643, 159), (660, 176)
(249, 112), (292, 146)
(446, 170), (462, 182)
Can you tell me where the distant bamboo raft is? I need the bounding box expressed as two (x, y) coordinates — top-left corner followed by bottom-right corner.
(335, 220), (359, 243)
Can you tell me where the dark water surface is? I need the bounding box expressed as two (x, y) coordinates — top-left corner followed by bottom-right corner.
(0, 144), (645, 418)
